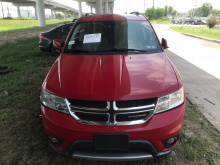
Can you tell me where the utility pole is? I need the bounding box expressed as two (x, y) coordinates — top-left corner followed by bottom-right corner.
(144, 0), (145, 13)
(1, 1), (4, 18)
(153, 0), (154, 8)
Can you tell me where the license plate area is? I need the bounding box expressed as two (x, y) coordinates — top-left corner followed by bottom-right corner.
(95, 133), (129, 150)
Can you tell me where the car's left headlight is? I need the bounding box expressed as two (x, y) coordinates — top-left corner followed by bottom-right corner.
(41, 89), (69, 114)
(155, 87), (184, 114)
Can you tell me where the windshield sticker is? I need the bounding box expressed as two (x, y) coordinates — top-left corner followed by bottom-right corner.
(68, 41), (75, 45)
(83, 33), (101, 44)
(145, 45), (156, 49)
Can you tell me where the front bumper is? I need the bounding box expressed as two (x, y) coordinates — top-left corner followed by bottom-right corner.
(41, 101), (186, 160)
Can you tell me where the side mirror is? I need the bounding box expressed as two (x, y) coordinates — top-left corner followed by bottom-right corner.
(53, 39), (63, 49)
(161, 38), (169, 49)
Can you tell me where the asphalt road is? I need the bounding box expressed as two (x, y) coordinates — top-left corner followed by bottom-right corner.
(153, 24), (220, 132)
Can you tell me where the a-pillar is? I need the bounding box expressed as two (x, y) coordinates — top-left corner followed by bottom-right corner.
(34, 5), (38, 19)
(78, 1), (82, 18)
(16, 6), (21, 19)
(36, 0), (46, 27)
(96, 0), (103, 14)
(104, 2), (108, 14)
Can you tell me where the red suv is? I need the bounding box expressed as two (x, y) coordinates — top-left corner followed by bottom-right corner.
(41, 13), (186, 160)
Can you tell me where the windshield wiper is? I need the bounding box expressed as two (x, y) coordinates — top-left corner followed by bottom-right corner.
(111, 48), (148, 52)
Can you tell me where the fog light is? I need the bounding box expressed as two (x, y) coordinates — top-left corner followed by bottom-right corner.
(51, 137), (59, 143)
(49, 136), (63, 147)
(162, 135), (179, 148)
(167, 138), (175, 144)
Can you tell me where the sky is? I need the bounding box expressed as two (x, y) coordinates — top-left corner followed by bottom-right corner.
(114, 0), (220, 14)
(0, 0), (220, 18)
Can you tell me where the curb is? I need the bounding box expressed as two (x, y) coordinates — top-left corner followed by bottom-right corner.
(186, 93), (220, 133)
(168, 28), (220, 44)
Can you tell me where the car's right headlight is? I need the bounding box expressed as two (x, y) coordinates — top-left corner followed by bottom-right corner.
(41, 89), (69, 114)
(155, 87), (184, 114)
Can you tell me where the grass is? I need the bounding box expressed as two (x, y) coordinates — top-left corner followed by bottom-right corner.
(0, 37), (220, 165)
(170, 26), (220, 40)
(0, 19), (72, 34)
(150, 20), (173, 24)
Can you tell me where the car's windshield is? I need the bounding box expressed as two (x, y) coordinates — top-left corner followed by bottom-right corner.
(64, 20), (162, 54)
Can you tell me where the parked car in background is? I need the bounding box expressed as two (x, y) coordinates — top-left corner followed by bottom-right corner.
(184, 17), (207, 25)
(195, 17), (207, 25)
(41, 13), (186, 160)
(185, 17), (197, 25)
(39, 22), (74, 56)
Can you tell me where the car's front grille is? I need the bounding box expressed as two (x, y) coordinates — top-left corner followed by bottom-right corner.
(116, 98), (156, 108)
(68, 99), (108, 109)
(67, 98), (157, 126)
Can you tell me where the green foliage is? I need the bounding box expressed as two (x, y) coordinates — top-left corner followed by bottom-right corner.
(0, 19), (72, 32)
(161, 17), (170, 21)
(55, 13), (64, 19)
(201, 3), (213, 17)
(164, 5), (168, 17)
(212, 9), (220, 17)
(145, 7), (155, 20)
(207, 16), (218, 28)
(188, 2), (213, 17)
(168, 6), (173, 15)
(145, 7), (164, 20)
(154, 8), (164, 19)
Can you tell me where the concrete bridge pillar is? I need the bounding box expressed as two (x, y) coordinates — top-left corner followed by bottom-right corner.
(51, 8), (54, 19)
(16, 6), (21, 19)
(90, 6), (93, 13)
(96, 0), (103, 14)
(78, 1), (82, 18)
(36, 0), (46, 27)
(34, 5), (38, 19)
(104, 2), (108, 14)
(64, 11), (67, 19)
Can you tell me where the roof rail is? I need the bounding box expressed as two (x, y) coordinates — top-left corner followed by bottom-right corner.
(85, 13), (95, 16)
(130, 11), (140, 15)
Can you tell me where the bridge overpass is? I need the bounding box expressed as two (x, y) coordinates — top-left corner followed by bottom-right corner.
(2, 0), (115, 27)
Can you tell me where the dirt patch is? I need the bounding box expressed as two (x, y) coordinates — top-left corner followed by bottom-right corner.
(202, 40), (220, 50)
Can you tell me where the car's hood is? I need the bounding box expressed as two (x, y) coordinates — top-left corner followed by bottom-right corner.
(43, 52), (179, 100)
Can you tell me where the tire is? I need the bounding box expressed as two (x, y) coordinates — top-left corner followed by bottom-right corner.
(0, 66), (14, 74)
(51, 47), (61, 56)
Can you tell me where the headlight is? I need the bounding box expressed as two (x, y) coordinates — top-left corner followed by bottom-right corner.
(41, 89), (69, 114)
(155, 87), (184, 114)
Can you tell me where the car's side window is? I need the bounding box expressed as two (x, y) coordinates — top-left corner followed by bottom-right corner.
(62, 25), (72, 33)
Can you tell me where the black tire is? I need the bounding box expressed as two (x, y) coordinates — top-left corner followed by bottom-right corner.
(51, 47), (61, 56)
(0, 66), (14, 74)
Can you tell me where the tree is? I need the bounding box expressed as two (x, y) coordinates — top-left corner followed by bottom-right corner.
(200, 3), (213, 17)
(168, 6), (173, 15)
(145, 7), (155, 20)
(212, 9), (220, 17)
(164, 5), (168, 17)
(145, 7), (164, 20)
(154, 8), (164, 19)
